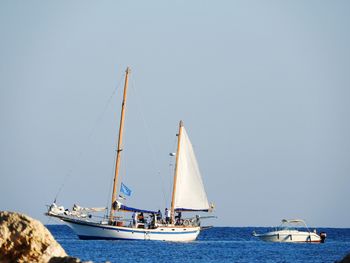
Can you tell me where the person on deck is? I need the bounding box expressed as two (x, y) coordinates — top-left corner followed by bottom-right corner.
(146, 214), (152, 229)
(152, 213), (157, 228)
(165, 208), (170, 224)
(175, 212), (182, 225)
(132, 212), (137, 227)
(156, 209), (162, 222)
(138, 212), (145, 223)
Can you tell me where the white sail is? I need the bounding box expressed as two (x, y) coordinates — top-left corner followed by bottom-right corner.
(174, 127), (209, 211)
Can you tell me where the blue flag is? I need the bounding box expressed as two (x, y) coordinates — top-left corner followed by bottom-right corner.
(120, 183), (132, 197)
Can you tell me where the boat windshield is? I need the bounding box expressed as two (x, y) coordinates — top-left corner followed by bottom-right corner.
(277, 219), (310, 232)
(279, 225), (295, 230)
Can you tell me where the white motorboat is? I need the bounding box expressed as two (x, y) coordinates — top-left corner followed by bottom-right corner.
(46, 67), (214, 241)
(253, 219), (326, 243)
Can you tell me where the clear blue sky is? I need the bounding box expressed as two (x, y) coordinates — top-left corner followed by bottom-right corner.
(1, 1), (349, 227)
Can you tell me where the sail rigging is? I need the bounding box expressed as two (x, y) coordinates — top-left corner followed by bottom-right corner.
(171, 121), (210, 221)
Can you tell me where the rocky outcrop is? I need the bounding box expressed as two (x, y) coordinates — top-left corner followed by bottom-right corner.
(49, 256), (92, 263)
(337, 253), (350, 263)
(0, 211), (89, 263)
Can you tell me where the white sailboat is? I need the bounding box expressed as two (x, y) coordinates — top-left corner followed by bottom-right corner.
(252, 219), (327, 243)
(46, 67), (214, 241)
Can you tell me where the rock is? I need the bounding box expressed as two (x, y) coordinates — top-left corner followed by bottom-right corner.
(337, 253), (350, 263)
(0, 211), (90, 263)
(49, 256), (93, 263)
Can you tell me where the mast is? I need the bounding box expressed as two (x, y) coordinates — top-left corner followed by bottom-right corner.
(170, 120), (184, 224)
(109, 67), (131, 221)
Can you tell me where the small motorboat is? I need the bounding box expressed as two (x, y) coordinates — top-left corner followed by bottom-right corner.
(253, 219), (326, 243)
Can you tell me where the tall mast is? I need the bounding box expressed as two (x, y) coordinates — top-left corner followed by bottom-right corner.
(170, 120), (184, 224)
(109, 67), (131, 221)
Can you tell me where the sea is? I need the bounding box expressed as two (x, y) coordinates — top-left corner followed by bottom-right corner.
(47, 225), (350, 263)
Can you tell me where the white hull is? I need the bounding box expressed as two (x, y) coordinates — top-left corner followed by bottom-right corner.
(254, 230), (321, 243)
(57, 216), (200, 242)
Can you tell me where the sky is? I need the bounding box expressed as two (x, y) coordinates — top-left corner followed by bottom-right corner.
(0, 1), (349, 227)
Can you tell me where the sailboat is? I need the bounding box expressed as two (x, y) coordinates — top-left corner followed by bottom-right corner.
(46, 67), (214, 241)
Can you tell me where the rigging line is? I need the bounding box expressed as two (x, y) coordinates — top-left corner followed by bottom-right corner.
(118, 109), (128, 199)
(105, 142), (118, 215)
(168, 159), (173, 205)
(169, 136), (178, 204)
(45, 214), (53, 225)
(121, 145), (127, 196)
(118, 136), (125, 196)
(87, 73), (125, 141)
(130, 78), (167, 209)
(54, 71), (125, 203)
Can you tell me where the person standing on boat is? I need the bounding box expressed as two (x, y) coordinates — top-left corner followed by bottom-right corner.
(156, 209), (162, 222)
(165, 208), (170, 224)
(147, 214), (155, 229)
(138, 212), (145, 223)
(132, 212), (138, 228)
(152, 213), (157, 228)
(175, 212), (182, 225)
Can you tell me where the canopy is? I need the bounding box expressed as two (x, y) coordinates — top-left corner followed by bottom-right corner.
(282, 219), (306, 224)
(175, 208), (209, 212)
(281, 219), (309, 230)
(119, 204), (157, 214)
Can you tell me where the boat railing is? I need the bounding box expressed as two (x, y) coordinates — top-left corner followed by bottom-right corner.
(48, 202), (203, 229)
(109, 214), (202, 229)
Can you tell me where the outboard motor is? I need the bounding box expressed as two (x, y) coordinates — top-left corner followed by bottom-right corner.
(320, 232), (327, 243)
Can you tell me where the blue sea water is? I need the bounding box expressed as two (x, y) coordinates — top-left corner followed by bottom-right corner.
(47, 225), (350, 263)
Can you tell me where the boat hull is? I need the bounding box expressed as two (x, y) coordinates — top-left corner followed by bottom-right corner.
(56, 216), (200, 241)
(254, 230), (321, 243)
